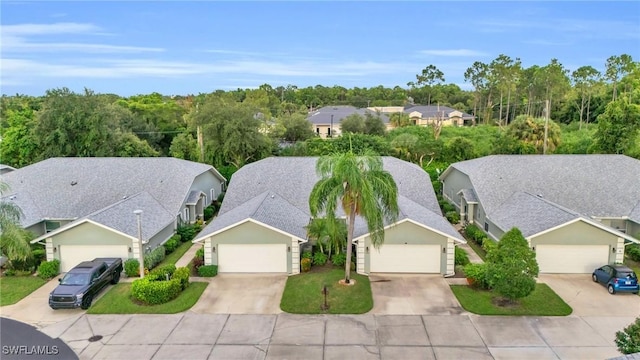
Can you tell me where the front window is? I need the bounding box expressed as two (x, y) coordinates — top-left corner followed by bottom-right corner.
(60, 273), (90, 285)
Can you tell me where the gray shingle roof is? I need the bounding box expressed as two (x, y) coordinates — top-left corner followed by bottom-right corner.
(2, 157), (223, 229)
(404, 105), (474, 119)
(447, 155), (640, 219)
(307, 106), (390, 125)
(86, 192), (175, 241)
(185, 190), (201, 205)
(490, 192), (580, 237)
(199, 156), (462, 242)
(459, 189), (478, 203)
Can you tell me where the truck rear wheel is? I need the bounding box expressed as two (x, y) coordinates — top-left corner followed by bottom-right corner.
(111, 271), (121, 284)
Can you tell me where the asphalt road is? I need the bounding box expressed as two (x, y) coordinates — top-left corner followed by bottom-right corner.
(1, 317), (78, 360)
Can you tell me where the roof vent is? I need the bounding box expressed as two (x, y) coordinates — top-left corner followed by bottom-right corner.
(9, 195), (16, 200)
(537, 194), (543, 198)
(123, 195), (128, 199)
(71, 181), (78, 186)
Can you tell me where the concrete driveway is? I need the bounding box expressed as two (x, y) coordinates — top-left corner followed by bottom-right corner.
(190, 274), (287, 314)
(369, 274), (464, 315)
(0, 276), (85, 328)
(540, 274), (640, 317)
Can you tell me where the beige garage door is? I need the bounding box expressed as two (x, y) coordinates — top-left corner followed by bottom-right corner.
(370, 244), (441, 273)
(536, 244), (609, 274)
(59, 245), (129, 272)
(218, 244), (287, 273)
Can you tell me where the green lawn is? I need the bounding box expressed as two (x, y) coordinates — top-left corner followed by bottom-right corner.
(0, 276), (48, 306)
(87, 282), (208, 314)
(158, 241), (194, 267)
(451, 283), (572, 316)
(280, 267), (373, 314)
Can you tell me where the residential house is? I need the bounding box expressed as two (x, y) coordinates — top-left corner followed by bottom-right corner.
(307, 106), (391, 138)
(2, 157), (226, 272)
(370, 105), (475, 127)
(439, 155), (640, 273)
(194, 157), (464, 275)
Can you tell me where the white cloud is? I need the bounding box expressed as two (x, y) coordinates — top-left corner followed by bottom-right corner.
(1, 22), (163, 54)
(419, 49), (488, 57)
(1, 22), (101, 35)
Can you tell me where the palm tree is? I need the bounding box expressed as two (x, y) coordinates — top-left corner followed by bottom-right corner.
(305, 217), (347, 258)
(309, 152), (399, 284)
(0, 182), (31, 265)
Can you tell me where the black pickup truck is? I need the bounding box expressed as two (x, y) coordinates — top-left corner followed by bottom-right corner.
(49, 258), (123, 310)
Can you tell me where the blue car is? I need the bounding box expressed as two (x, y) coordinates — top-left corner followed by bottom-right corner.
(592, 265), (639, 295)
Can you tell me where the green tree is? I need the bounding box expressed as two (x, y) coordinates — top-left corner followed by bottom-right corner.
(594, 98), (640, 154)
(606, 54), (635, 101)
(486, 228), (539, 302)
(571, 66), (601, 129)
(309, 152), (399, 283)
(279, 113), (315, 142)
(409, 64), (445, 105)
(0, 182), (32, 266)
(340, 114), (366, 134)
(364, 113), (387, 136)
(504, 115), (562, 154)
(169, 133), (200, 161)
(0, 100), (38, 167)
(389, 112), (412, 128)
(444, 137), (476, 162)
(192, 97), (274, 168)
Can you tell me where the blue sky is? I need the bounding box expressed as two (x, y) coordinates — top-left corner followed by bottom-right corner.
(1, 1), (639, 96)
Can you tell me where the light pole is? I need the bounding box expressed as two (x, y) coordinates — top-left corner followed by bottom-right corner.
(134, 209), (145, 278)
(330, 114), (333, 138)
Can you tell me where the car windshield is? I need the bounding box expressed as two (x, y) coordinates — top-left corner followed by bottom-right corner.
(618, 271), (637, 279)
(60, 273), (90, 285)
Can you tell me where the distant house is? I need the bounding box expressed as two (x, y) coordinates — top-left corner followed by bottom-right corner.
(2, 158), (226, 272)
(307, 106), (391, 138)
(370, 105), (475, 127)
(194, 157), (464, 276)
(439, 155), (640, 274)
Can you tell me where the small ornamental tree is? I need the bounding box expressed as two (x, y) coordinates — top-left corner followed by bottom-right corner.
(616, 317), (640, 355)
(486, 227), (539, 303)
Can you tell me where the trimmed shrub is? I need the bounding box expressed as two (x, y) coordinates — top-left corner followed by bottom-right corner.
(195, 246), (204, 259)
(625, 244), (640, 262)
(37, 259), (60, 279)
(312, 252), (328, 266)
(445, 211), (460, 224)
(301, 258), (311, 272)
(163, 235), (181, 254)
(131, 277), (182, 305)
(464, 224), (487, 246)
(177, 225), (197, 243)
(331, 253), (347, 267)
(31, 248), (46, 268)
(442, 202), (456, 214)
(455, 247), (470, 266)
(302, 251), (312, 260)
(463, 263), (490, 289)
(197, 265), (218, 277)
(173, 267), (190, 289)
(149, 264), (176, 281)
(124, 259), (140, 277)
(616, 317), (640, 354)
(204, 205), (215, 221)
(144, 246), (166, 271)
(482, 238), (497, 253)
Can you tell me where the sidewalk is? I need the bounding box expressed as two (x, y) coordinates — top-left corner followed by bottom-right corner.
(176, 243), (201, 268)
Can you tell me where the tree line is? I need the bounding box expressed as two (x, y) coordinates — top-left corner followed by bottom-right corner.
(1, 53), (638, 176)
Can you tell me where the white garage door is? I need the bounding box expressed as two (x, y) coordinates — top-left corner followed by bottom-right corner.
(536, 245), (609, 274)
(218, 244), (287, 273)
(370, 244), (441, 273)
(59, 245), (129, 272)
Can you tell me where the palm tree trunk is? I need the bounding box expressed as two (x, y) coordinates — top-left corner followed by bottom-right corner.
(344, 203), (357, 284)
